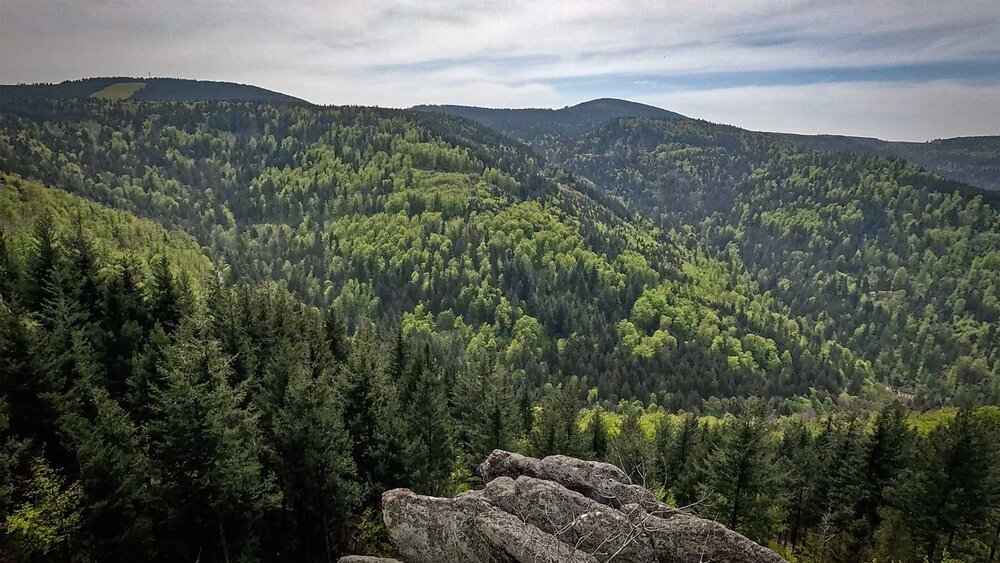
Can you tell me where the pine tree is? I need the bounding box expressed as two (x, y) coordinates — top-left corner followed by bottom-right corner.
(700, 401), (785, 543)
(452, 363), (520, 474)
(99, 258), (148, 400)
(589, 406), (609, 461)
(147, 256), (181, 333)
(342, 324), (407, 501)
(858, 402), (910, 534)
(272, 341), (360, 560)
(24, 212), (58, 313)
(0, 229), (14, 309)
(147, 322), (278, 562)
(62, 216), (102, 323)
(402, 359), (454, 496)
(883, 408), (999, 560)
(778, 420), (819, 552)
(324, 309), (349, 364)
(528, 383), (582, 458)
(610, 404), (648, 484)
(650, 415), (672, 486)
(60, 386), (153, 560)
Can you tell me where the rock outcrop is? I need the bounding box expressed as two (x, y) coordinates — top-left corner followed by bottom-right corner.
(342, 450), (785, 563)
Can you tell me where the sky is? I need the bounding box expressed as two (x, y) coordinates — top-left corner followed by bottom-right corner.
(2, 0), (999, 141)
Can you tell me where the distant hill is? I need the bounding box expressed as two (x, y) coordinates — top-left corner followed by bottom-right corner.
(426, 98), (999, 192)
(781, 133), (1000, 191)
(0, 77), (306, 104)
(413, 98), (685, 142)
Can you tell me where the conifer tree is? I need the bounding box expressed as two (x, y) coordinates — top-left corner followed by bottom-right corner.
(700, 401), (785, 543)
(342, 324), (407, 501)
(24, 212), (58, 313)
(272, 341), (360, 560)
(147, 322), (277, 562)
(610, 404), (649, 484)
(148, 256), (181, 333)
(61, 386), (153, 560)
(589, 406), (609, 461)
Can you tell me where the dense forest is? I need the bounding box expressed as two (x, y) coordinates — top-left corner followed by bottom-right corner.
(1, 89), (999, 562)
(780, 133), (1000, 193)
(431, 110), (1000, 406)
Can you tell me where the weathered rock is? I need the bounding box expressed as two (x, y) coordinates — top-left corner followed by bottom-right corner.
(371, 450), (785, 563)
(479, 450), (678, 516)
(337, 557), (403, 563)
(382, 487), (597, 563)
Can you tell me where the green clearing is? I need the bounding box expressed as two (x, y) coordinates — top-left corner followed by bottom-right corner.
(89, 81), (146, 100)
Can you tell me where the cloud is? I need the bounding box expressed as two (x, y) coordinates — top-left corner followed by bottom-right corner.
(1, 0), (998, 139)
(639, 81), (1000, 141)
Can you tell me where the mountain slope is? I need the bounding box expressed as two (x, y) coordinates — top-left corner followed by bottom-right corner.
(0, 77), (305, 103)
(423, 100), (1000, 193)
(0, 172), (212, 277)
(413, 98), (684, 143)
(544, 117), (1000, 400)
(781, 133), (1000, 192)
(0, 96), (876, 406)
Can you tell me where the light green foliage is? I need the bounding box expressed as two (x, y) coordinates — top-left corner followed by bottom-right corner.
(0, 173), (212, 280)
(4, 458), (83, 556)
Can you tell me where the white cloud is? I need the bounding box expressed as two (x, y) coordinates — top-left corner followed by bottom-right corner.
(639, 81), (1000, 141)
(1, 0), (998, 139)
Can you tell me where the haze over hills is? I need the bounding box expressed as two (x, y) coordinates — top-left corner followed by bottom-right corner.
(418, 101), (1000, 194)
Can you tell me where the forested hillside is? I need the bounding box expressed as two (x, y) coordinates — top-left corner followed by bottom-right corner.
(424, 108), (1000, 405)
(0, 97), (887, 407)
(781, 133), (1000, 192)
(413, 98), (684, 143)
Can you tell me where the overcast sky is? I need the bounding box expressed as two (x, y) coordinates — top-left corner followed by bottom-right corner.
(2, 0), (998, 141)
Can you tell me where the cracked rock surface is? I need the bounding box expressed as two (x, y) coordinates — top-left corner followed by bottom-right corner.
(341, 450), (785, 563)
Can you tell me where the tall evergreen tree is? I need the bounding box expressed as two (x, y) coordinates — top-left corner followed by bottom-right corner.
(341, 324), (407, 501)
(588, 406), (609, 461)
(882, 408), (1000, 561)
(147, 323), (278, 562)
(700, 402), (785, 543)
(24, 212), (58, 313)
(610, 404), (649, 485)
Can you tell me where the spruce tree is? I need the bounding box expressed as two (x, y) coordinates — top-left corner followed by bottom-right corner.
(272, 341), (360, 560)
(700, 401), (785, 543)
(341, 323), (407, 501)
(60, 386), (153, 560)
(610, 404), (649, 484)
(147, 256), (181, 333)
(24, 212), (58, 313)
(589, 406), (609, 461)
(147, 322), (277, 562)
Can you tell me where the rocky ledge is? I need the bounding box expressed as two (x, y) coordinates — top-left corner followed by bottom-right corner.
(342, 450), (785, 562)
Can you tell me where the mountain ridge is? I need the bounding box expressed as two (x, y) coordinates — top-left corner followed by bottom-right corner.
(0, 76), (306, 104)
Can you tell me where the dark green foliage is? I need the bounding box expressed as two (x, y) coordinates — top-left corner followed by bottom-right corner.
(881, 408), (1000, 561)
(588, 406), (609, 460)
(700, 401), (785, 543)
(609, 404), (649, 484)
